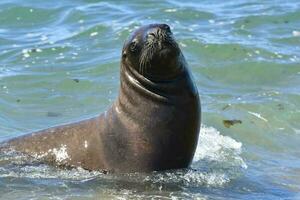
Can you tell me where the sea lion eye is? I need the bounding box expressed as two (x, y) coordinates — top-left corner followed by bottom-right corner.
(130, 41), (138, 52)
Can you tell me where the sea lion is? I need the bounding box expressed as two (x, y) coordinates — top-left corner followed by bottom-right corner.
(1, 24), (201, 173)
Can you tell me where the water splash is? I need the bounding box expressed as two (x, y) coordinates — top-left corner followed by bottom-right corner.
(0, 125), (246, 189)
(193, 125), (247, 169)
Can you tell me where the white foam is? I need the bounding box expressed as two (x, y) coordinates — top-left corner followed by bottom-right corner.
(0, 148), (101, 180)
(193, 125), (247, 169)
(141, 170), (229, 187)
(52, 144), (70, 162)
(31, 144), (70, 163)
(40, 35), (48, 41)
(0, 165), (101, 180)
(90, 32), (98, 37)
(292, 30), (300, 37)
(182, 170), (229, 186)
(164, 9), (177, 13)
(208, 19), (215, 24)
(140, 126), (247, 187)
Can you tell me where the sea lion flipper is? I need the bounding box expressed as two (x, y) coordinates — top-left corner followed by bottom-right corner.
(4, 117), (106, 170)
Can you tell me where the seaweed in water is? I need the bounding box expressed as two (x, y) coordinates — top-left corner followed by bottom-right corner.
(223, 120), (242, 128)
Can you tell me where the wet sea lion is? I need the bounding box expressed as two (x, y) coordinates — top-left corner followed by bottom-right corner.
(1, 24), (201, 173)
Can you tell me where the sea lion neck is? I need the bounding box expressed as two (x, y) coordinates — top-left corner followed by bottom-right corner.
(120, 63), (186, 103)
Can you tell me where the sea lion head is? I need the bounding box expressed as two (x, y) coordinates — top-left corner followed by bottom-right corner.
(122, 24), (184, 81)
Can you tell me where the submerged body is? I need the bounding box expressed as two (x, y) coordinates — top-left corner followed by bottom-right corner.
(1, 24), (201, 173)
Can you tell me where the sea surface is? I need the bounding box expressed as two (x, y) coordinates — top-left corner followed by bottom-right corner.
(0, 0), (300, 199)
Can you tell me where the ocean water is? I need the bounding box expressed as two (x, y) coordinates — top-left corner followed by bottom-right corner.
(0, 0), (299, 199)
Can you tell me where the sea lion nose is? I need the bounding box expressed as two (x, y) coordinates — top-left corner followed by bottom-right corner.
(147, 24), (171, 38)
(159, 24), (171, 33)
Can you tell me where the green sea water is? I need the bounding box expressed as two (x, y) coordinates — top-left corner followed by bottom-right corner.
(0, 0), (300, 199)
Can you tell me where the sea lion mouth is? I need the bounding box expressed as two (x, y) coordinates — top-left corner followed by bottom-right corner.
(146, 26), (178, 52)
(139, 25), (180, 77)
